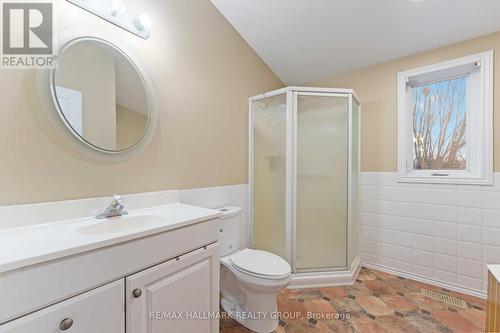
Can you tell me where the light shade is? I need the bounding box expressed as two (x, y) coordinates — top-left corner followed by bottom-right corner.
(109, 0), (124, 15)
(137, 14), (152, 30)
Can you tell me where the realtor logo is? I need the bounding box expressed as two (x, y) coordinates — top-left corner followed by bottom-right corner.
(1, 1), (56, 68)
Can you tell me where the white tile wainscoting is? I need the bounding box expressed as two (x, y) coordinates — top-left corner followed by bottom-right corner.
(360, 172), (500, 299)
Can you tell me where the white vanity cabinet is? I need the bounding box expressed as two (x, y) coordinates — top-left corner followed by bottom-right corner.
(0, 243), (219, 333)
(127, 244), (219, 333)
(0, 207), (221, 333)
(0, 280), (124, 333)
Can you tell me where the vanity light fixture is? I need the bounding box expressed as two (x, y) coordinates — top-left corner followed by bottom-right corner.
(109, 0), (125, 16)
(66, 0), (152, 39)
(136, 14), (152, 31)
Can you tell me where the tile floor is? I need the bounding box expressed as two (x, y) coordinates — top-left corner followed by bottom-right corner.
(220, 267), (486, 333)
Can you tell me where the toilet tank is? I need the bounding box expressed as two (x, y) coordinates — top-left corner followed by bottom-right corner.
(217, 206), (242, 257)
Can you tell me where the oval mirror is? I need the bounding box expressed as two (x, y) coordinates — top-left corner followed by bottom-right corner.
(50, 37), (154, 153)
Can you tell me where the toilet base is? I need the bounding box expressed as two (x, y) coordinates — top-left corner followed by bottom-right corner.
(220, 263), (290, 333)
(221, 296), (279, 333)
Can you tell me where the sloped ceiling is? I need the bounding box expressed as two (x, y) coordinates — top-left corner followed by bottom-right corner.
(211, 0), (500, 84)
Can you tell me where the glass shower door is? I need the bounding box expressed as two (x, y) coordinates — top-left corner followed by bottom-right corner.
(251, 94), (288, 260)
(294, 93), (349, 271)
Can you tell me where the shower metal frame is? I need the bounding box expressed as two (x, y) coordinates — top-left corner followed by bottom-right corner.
(248, 87), (361, 280)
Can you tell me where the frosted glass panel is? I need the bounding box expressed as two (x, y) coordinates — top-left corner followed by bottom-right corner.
(252, 94), (287, 259)
(295, 94), (348, 271)
(350, 99), (360, 261)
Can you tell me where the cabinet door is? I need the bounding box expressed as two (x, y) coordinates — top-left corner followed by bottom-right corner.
(126, 243), (219, 333)
(0, 280), (124, 333)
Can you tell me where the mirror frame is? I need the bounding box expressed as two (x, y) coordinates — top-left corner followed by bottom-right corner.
(37, 29), (157, 161)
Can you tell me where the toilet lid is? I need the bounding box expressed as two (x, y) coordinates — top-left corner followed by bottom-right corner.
(230, 249), (291, 277)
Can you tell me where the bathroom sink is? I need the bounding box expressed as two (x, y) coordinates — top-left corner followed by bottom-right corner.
(78, 214), (165, 235)
(0, 203), (221, 274)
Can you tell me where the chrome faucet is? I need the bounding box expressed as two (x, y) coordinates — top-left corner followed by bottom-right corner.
(96, 195), (128, 219)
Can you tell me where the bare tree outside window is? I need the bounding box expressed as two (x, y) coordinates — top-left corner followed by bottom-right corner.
(411, 77), (467, 170)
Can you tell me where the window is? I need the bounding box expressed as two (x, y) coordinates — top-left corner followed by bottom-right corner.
(412, 77), (467, 171)
(397, 51), (493, 185)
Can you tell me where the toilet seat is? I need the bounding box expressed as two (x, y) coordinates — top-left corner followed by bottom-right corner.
(230, 249), (291, 279)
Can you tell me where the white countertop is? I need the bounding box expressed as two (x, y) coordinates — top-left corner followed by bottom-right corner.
(0, 203), (221, 273)
(488, 264), (500, 282)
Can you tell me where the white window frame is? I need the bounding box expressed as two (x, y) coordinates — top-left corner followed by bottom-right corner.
(397, 51), (493, 185)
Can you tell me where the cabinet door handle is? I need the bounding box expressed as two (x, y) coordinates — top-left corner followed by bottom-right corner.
(59, 318), (73, 330)
(132, 288), (142, 298)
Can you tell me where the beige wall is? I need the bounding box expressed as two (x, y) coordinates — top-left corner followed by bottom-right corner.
(0, 0), (283, 205)
(310, 31), (500, 172)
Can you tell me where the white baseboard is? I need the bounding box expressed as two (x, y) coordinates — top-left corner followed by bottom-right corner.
(362, 261), (487, 300)
(288, 256), (361, 289)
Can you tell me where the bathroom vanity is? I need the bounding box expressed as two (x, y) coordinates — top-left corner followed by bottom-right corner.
(0, 200), (221, 333)
(0, 27), (222, 333)
(487, 265), (500, 332)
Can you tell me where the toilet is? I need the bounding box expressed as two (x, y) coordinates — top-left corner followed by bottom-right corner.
(218, 206), (292, 333)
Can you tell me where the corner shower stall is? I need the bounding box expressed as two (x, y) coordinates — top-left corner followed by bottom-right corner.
(249, 87), (360, 287)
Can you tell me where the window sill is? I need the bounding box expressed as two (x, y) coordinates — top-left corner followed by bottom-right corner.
(397, 174), (493, 186)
